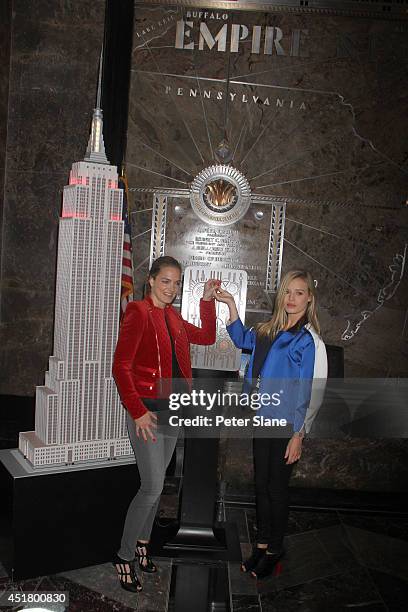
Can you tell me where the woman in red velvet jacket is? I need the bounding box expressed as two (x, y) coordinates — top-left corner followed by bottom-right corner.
(112, 256), (217, 593)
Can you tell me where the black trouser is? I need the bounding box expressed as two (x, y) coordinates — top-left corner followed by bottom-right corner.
(253, 437), (294, 551)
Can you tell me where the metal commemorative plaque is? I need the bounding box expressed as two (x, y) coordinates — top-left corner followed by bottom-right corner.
(151, 191), (285, 314)
(146, 162), (285, 320)
(181, 266), (248, 370)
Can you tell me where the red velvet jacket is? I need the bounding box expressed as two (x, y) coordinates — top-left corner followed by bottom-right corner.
(112, 295), (216, 419)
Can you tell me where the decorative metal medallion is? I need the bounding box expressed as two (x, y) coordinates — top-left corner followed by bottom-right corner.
(190, 164), (251, 226)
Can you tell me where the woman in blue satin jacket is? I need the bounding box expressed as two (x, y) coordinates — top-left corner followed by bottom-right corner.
(215, 269), (327, 579)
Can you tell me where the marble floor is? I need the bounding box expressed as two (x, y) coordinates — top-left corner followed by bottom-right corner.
(0, 504), (407, 611)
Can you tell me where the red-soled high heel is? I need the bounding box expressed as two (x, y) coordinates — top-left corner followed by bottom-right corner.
(250, 550), (283, 580)
(240, 546), (267, 573)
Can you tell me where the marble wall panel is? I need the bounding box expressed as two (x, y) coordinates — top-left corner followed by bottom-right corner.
(0, 1), (12, 264)
(127, 4), (408, 378)
(12, 0), (105, 25)
(223, 437), (408, 495)
(1, 0), (406, 493)
(127, 4), (408, 493)
(1, 170), (62, 322)
(6, 87), (96, 174)
(0, 0), (105, 395)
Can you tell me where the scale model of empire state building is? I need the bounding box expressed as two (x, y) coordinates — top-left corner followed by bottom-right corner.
(19, 85), (132, 468)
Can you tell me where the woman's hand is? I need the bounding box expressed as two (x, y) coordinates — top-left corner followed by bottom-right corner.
(214, 287), (235, 304)
(284, 435), (303, 464)
(214, 286), (239, 323)
(202, 278), (221, 301)
(135, 411), (158, 442)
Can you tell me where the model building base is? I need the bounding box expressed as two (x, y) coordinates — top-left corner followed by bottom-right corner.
(0, 448), (140, 579)
(19, 431), (132, 468)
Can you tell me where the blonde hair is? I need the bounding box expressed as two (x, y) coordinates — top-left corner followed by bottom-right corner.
(257, 269), (320, 339)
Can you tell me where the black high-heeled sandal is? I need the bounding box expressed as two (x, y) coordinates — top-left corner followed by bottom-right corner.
(112, 553), (142, 592)
(240, 545), (267, 573)
(250, 549), (283, 580)
(136, 541), (157, 573)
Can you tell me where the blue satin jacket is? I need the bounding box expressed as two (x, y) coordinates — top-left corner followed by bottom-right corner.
(226, 318), (327, 433)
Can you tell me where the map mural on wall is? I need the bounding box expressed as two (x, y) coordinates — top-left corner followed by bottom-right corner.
(126, 1), (408, 377)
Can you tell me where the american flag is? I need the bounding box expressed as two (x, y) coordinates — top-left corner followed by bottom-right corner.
(119, 172), (134, 318)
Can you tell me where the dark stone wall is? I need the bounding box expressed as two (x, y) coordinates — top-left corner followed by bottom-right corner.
(126, 4), (408, 494)
(0, 1), (406, 496)
(0, 0), (105, 395)
(126, 6), (408, 380)
(0, 1), (12, 280)
(221, 437), (408, 497)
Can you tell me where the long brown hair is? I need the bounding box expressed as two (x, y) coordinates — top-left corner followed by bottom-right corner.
(257, 269), (320, 338)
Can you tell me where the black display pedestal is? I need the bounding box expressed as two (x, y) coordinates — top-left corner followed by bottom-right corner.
(0, 449), (140, 580)
(159, 370), (240, 612)
(152, 370), (241, 562)
(163, 437), (237, 555)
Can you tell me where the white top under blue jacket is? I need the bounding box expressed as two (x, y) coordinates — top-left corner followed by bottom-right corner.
(226, 318), (328, 434)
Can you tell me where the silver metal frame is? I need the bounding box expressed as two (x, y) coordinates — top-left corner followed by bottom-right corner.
(264, 200), (286, 293)
(146, 187), (286, 297)
(150, 193), (168, 262)
(131, 188), (388, 212)
(134, 0), (408, 20)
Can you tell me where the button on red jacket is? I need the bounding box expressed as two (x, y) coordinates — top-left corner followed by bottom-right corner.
(112, 295), (216, 419)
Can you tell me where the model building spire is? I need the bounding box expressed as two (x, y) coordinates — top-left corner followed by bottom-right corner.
(84, 49), (108, 164)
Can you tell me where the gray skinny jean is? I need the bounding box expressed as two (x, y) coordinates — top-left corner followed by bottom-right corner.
(118, 410), (179, 561)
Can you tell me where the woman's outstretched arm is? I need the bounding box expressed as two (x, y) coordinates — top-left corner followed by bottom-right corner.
(181, 278), (218, 345)
(215, 287), (255, 350)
